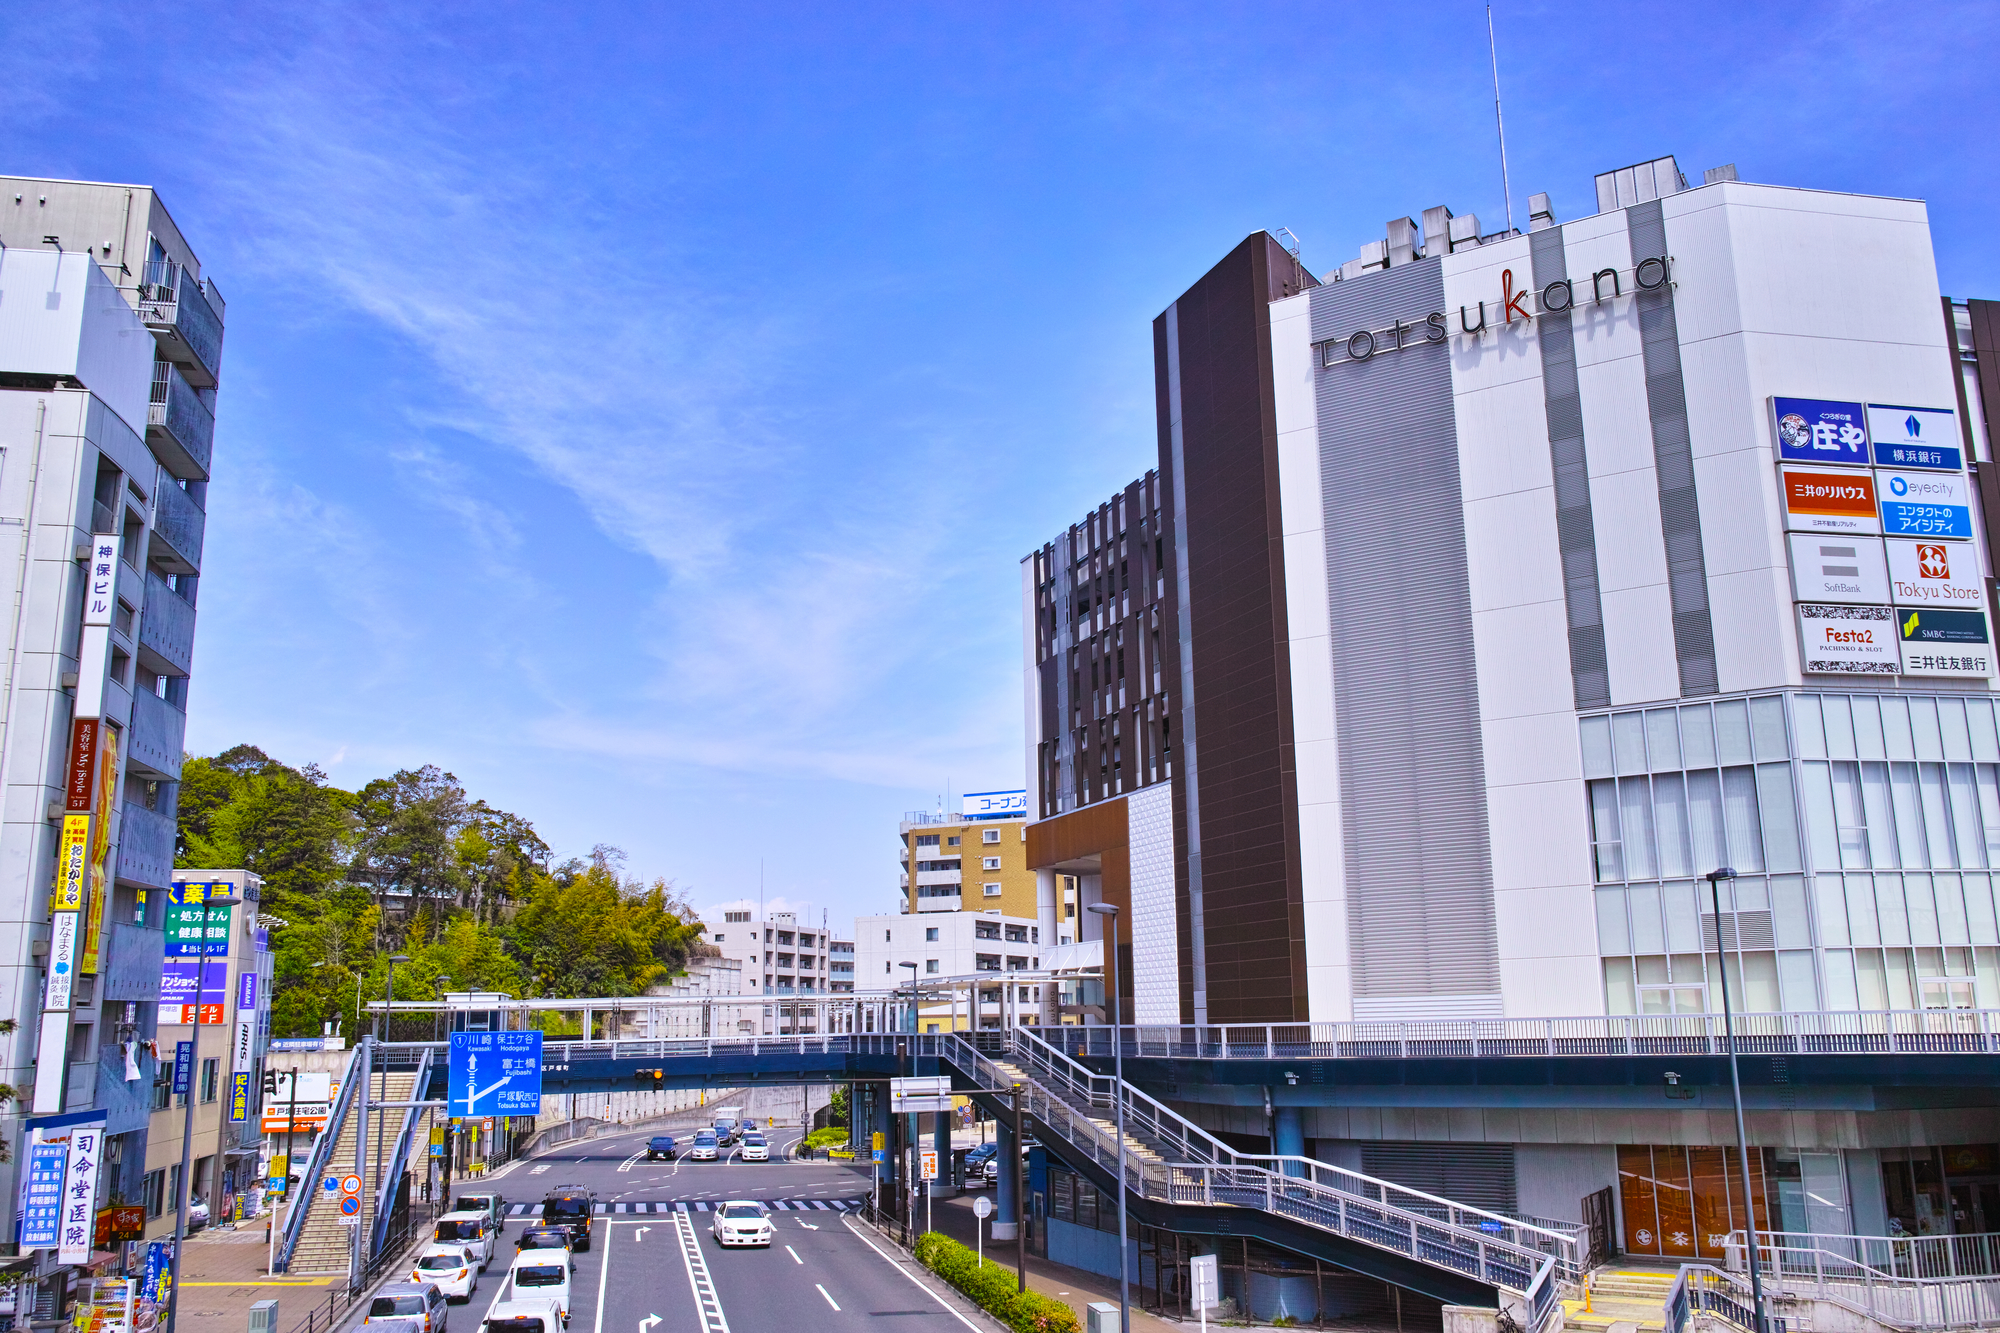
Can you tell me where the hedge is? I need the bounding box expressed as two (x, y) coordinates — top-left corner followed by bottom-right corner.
(803, 1127), (850, 1150)
(914, 1232), (1080, 1333)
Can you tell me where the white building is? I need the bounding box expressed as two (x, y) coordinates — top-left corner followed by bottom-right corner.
(855, 911), (1044, 1030)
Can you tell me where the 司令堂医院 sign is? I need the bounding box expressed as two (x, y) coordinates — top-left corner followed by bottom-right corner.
(1868, 404), (1961, 471)
(1797, 604), (1899, 675)
(1899, 607), (1994, 679)
(1786, 534), (1888, 604)
(1877, 470), (1972, 540)
(1886, 539), (1986, 609)
(1781, 469), (1879, 536)
(1772, 398), (1869, 467)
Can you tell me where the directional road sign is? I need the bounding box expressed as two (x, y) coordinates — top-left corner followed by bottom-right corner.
(890, 1075), (954, 1113)
(448, 1030), (544, 1118)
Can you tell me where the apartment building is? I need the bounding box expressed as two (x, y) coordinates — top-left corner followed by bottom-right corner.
(0, 178), (224, 1300)
(900, 789), (1035, 918)
(828, 937), (855, 993)
(855, 911), (1044, 1029)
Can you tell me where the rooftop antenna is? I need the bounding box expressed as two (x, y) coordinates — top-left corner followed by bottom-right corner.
(1487, 4), (1515, 234)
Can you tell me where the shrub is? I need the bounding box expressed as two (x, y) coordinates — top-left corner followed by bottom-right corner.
(803, 1127), (849, 1150)
(915, 1232), (1080, 1333)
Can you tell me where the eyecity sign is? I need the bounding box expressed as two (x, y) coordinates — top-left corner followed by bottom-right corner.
(1309, 255), (1673, 367)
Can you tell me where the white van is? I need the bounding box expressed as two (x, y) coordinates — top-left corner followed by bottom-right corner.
(503, 1252), (571, 1325)
(481, 1297), (565, 1333)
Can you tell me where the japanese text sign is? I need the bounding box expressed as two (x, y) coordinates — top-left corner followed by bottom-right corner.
(448, 1030), (543, 1116)
(1772, 397), (1869, 466)
(83, 537), (118, 626)
(1868, 404), (1962, 471)
(21, 1142), (66, 1248)
(59, 1125), (103, 1264)
(1877, 470), (1972, 540)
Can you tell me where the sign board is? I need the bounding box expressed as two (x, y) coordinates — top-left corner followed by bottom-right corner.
(1786, 534), (1888, 604)
(172, 1041), (194, 1096)
(161, 883), (231, 1025)
(228, 1071), (252, 1123)
(448, 1030), (544, 1117)
(1868, 404), (1962, 471)
(1781, 468), (1879, 535)
(962, 789), (1029, 820)
(59, 1124), (104, 1263)
(338, 1195), (361, 1225)
(1877, 470), (1972, 539)
(95, 1205), (145, 1246)
(1772, 397), (1869, 466)
(21, 1142), (66, 1248)
(1899, 607), (1994, 678)
(920, 1149), (939, 1181)
(267, 1154), (288, 1190)
(872, 1149), (886, 1163)
(64, 718), (99, 813)
(1887, 539), (1985, 609)
(82, 535), (119, 624)
(1190, 1253), (1220, 1311)
(872, 1132), (885, 1151)
(46, 908), (80, 1010)
(973, 1196), (993, 1220)
(890, 1075), (955, 1114)
(1798, 603), (1900, 675)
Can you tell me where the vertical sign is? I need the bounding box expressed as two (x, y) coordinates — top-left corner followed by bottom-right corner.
(82, 536), (119, 626)
(172, 1041), (193, 1096)
(21, 1142), (67, 1248)
(64, 718), (99, 812)
(1190, 1253), (1220, 1311)
(59, 1124), (103, 1264)
(53, 816), (89, 912)
(81, 724), (119, 974)
(228, 1072), (251, 1123)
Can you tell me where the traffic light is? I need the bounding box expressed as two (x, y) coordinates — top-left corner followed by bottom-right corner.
(262, 1070), (279, 1097)
(634, 1068), (663, 1088)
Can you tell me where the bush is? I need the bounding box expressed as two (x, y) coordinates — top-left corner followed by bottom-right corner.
(915, 1232), (1080, 1333)
(803, 1127), (849, 1150)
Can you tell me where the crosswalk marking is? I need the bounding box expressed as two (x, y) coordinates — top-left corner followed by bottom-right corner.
(673, 1208), (731, 1333)
(506, 1197), (863, 1216)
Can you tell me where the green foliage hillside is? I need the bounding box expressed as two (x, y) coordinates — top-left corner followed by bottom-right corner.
(178, 744), (706, 1038)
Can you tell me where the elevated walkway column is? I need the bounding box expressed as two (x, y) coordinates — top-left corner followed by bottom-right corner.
(992, 1110), (1018, 1240)
(932, 1106), (954, 1198)
(1274, 1104), (1305, 1178)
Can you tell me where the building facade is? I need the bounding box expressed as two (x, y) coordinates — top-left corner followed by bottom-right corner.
(854, 910), (1044, 1030)
(1025, 155), (2000, 1254)
(0, 178), (223, 1304)
(900, 791), (1035, 918)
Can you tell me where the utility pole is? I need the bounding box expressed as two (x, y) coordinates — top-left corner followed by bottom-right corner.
(1012, 1085), (1028, 1293)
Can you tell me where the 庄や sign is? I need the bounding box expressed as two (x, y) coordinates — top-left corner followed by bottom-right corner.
(1772, 398), (1869, 467)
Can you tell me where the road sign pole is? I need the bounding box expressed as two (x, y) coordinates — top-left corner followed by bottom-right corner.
(352, 1034), (371, 1289)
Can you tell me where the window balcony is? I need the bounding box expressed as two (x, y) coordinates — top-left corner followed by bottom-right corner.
(117, 801), (176, 890)
(128, 688), (185, 781)
(138, 573), (195, 679)
(149, 479), (204, 575)
(136, 259), (224, 388)
(147, 361), (213, 481)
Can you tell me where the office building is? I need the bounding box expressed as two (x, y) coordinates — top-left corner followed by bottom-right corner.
(1024, 155), (2000, 1253)
(900, 789), (1035, 918)
(0, 178), (225, 1299)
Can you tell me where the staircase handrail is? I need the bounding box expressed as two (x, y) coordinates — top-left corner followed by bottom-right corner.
(1727, 1227), (2000, 1281)
(275, 1046), (363, 1273)
(1007, 1027), (1582, 1254)
(370, 1046), (434, 1259)
(1667, 1264), (1784, 1333)
(1720, 1236), (2000, 1331)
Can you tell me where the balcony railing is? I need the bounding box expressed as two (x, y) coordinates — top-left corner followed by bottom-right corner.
(139, 573), (195, 677)
(147, 361), (214, 480)
(136, 258), (224, 387)
(128, 688), (186, 780)
(150, 479), (204, 574)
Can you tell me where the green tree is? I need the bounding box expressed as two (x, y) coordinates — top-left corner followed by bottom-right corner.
(508, 862), (705, 998)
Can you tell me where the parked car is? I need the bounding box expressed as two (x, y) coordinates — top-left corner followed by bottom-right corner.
(710, 1200), (773, 1247)
(688, 1133), (719, 1161)
(367, 1283), (450, 1333)
(645, 1135), (677, 1161)
(538, 1187), (596, 1253)
(433, 1212), (496, 1269)
(481, 1297), (564, 1333)
(365, 1321), (424, 1333)
(412, 1244), (480, 1302)
(739, 1134), (768, 1162)
(503, 1251), (572, 1324)
(186, 1196), (210, 1231)
(454, 1192), (507, 1229)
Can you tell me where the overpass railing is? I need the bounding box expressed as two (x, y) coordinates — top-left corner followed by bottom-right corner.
(1042, 1008), (2000, 1061)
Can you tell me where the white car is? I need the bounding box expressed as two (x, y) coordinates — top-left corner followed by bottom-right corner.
(503, 1251), (571, 1325)
(739, 1136), (769, 1162)
(711, 1200), (773, 1247)
(688, 1133), (719, 1161)
(433, 1212), (495, 1270)
(412, 1244), (479, 1302)
(481, 1297), (565, 1333)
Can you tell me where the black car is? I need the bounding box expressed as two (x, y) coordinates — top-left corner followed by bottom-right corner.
(645, 1135), (676, 1160)
(538, 1185), (596, 1252)
(516, 1225), (571, 1254)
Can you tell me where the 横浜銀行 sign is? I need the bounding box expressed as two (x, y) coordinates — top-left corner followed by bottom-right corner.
(1868, 404), (1961, 471)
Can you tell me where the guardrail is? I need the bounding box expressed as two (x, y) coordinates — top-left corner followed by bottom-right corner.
(1732, 1228), (2000, 1280)
(1666, 1265), (1781, 1333)
(275, 1046), (361, 1273)
(1722, 1236), (2000, 1329)
(1041, 1009), (2000, 1060)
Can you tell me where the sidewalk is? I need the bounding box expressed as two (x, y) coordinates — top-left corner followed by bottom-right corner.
(172, 1221), (347, 1332)
(921, 1190), (1182, 1331)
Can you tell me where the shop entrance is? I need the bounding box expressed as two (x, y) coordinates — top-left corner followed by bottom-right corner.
(1618, 1145), (1770, 1261)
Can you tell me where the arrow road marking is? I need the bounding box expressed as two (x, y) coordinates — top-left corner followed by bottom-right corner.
(634, 1226), (650, 1243)
(639, 1318), (660, 1333)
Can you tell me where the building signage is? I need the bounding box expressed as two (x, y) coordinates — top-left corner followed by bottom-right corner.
(962, 789), (1029, 819)
(1886, 539), (1985, 608)
(1786, 534), (1888, 604)
(1772, 397), (1869, 466)
(234, 1018), (254, 1065)
(1868, 404), (1962, 471)
(1798, 603), (1899, 675)
(46, 909), (80, 1010)
(172, 1041), (193, 1095)
(1781, 468), (1879, 535)
(64, 718), (99, 812)
(81, 723), (118, 975)
(1877, 470), (1972, 539)
(54, 813), (90, 911)
(58, 1123), (104, 1264)
(1309, 255), (1671, 366)
(1899, 607), (1993, 678)
(239, 971), (258, 1011)
(161, 882), (230, 1024)
(228, 1071), (251, 1122)
(82, 536), (118, 625)
(21, 1142), (66, 1248)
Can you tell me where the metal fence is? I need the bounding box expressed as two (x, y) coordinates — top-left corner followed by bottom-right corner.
(1722, 1236), (2000, 1329)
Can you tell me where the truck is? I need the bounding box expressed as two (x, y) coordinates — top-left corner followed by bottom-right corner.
(709, 1106), (744, 1143)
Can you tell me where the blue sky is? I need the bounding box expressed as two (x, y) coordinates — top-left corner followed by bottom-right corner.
(8, 2), (1999, 930)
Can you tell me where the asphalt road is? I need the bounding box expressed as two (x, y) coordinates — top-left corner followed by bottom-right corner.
(350, 1111), (976, 1333)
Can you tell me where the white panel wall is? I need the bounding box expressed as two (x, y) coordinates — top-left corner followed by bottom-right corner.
(1125, 782), (1179, 1023)
(0, 252), (151, 436)
(1269, 290), (1352, 1020)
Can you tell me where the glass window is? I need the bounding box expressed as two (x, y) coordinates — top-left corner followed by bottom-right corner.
(1646, 709), (1682, 771)
(1848, 874), (1882, 946)
(1751, 696), (1789, 760)
(1630, 883), (1665, 954)
(1716, 700), (1753, 765)
(1581, 717), (1614, 778)
(1802, 762), (1840, 869)
(1920, 764), (1958, 867)
(1596, 889), (1629, 954)
(1654, 774), (1692, 877)
(1689, 771), (1726, 872)
(1778, 950), (1819, 1010)
(1908, 874), (1941, 946)
(1682, 703), (1717, 767)
(1878, 876), (1912, 947)
(1829, 762), (1869, 868)
(1793, 696), (1827, 760)
(1948, 765), (1985, 867)
(1941, 699), (1974, 763)
(1853, 695), (1887, 760)
(1883, 697), (1916, 761)
(1823, 696), (1857, 760)
(1772, 876), (1812, 949)
(1861, 763), (1899, 867)
(1967, 874), (1999, 945)
(1620, 779), (1658, 880)
(1977, 768), (2000, 866)
(1663, 881), (1701, 953)
(1887, 948), (1918, 1008)
(1589, 780), (1623, 882)
(1603, 958), (1637, 1014)
(1891, 764), (1928, 867)
(1970, 699), (2000, 763)
(1937, 874), (1970, 944)
(1759, 763), (1802, 873)
(1723, 767), (1765, 873)
(1912, 699), (1945, 761)
(1856, 949), (1889, 1008)
(1614, 713), (1648, 776)
(1815, 876), (1849, 946)
(1823, 949), (1860, 1010)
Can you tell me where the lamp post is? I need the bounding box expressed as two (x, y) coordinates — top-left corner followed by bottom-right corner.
(1087, 901), (1131, 1333)
(898, 961), (918, 1241)
(164, 884), (242, 1333)
(1706, 867), (1767, 1333)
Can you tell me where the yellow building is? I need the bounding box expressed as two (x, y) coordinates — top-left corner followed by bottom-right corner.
(900, 790), (1035, 919)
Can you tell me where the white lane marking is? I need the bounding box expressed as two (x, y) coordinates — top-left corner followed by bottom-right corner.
(591, 1210), (610, 1333)
(530, 1164), (551, 1175)
(785, 1245), (802, 1264)
(840, 1214), (982, 1332)
(815, 1284), (840, 1311)
(617, 1149), (646, 1173)
(672, 1209), (731, 1333)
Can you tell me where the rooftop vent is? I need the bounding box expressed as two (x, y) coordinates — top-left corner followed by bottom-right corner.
(1703, 163), (1739, 186)
(1594, 155), (1687, 213)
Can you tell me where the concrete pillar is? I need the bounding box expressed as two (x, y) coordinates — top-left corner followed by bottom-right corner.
(874, 1083), (894, 1190)
(992, 1112), (1018, 1239)
(1274, 1104), (1305, 1178)
(933, 1104), (954, 1197)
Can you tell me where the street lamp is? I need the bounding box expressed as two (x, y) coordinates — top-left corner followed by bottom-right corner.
(163, 884), (241, 1333)
(898, 961), (918, 1241)
(372, 954), (409, 1255)
(1707, 867), (1767, 1332)
(1087, 901), (1131, 1333)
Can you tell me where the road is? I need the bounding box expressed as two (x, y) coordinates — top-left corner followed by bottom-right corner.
(348, 1111), (978, 1333)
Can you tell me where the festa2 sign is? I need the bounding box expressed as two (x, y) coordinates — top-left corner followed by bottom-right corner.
(448, 1030), (544, 1118)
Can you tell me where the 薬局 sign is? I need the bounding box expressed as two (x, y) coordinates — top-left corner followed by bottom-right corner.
(448, 1030), (544, 1117)
(1868, 404), (1962, 471)
(228, 1072), (251, 1123)
(160, 883), (231, 1024)
(1887, 539), (1986, 609)
(1899, 608), (1994, 679)
(1781, 469), (1879, 536)
(1798, 604), (1899, 675)
(1877, 470), (1973, 540)
(1772, 398), (1869, 466)
(1786, 534), (1888, 605)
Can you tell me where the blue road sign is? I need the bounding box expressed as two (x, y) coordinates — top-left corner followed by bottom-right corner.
(448, 1030), (544, 1118)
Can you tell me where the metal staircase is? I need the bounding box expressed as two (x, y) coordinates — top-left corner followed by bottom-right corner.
(939, 1027), (1583, 1302)
(273, 1051), (420, 1276)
